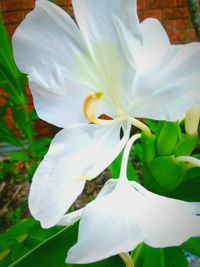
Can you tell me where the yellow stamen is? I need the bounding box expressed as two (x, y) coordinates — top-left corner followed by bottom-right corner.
(128, 117), (151, 136)
(119, 253), (134, 267)
(83, 92), (104, 123)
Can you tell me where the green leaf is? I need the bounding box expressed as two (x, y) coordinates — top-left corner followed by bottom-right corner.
(142, 164), (166, 195)
(149, 156), (183, 191)
(169, 175), (200, 201)
(8, 152), (30, 162)
(156, 122), (180, 156)
(182, 237), (200, 257)
(133, 245), (188, 267)
(182, 166), (200, 182)
(10, 223), (123, 267)
(173, 134), (199, 156)
(0, 218), (62, 266)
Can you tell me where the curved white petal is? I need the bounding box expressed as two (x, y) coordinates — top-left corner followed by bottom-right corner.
(29, 122), (130, 228)
(72, 0), (140, 52)
(66, 180), (146, 264)
(12, 0), (95, 127)
(138, 18), (170, 71)
(113, 18), (169, 72)
(130, 182), (200, 247)
(129, 42), (200, 121)
(72, 0), (139, 114)
(131, 181), (200, 216)
(58, 209), (83, 227)
(67, 178), (200, 263)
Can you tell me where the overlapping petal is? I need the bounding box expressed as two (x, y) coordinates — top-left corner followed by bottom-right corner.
(114, 16), (200, 121)
(72, 0), (140, 113)
(72, 0), (140, 52)
(12, 0), (97, 127)
(29, 122), (130, 228)
(67, 180), (146, 264)
(66, 179), (200, 264)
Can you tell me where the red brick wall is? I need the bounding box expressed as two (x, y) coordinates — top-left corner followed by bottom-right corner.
(0, 0), (198, 137)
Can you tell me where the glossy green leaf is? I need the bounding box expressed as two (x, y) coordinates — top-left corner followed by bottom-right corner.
(142, 164), (166, 195)
(156, 122), (180, 156)
(149, 156), (183, 191)
(11, 223), (123, 267)
(169, 175), (200, 201)
(174, 134), (199, 156)
(0, 218), (62, 267)
(182, 237), (200, 257)
(132, 245), (188, 267)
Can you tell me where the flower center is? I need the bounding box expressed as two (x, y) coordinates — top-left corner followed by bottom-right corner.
(83, 92), (115, 125)
(83, 92), (151, 135)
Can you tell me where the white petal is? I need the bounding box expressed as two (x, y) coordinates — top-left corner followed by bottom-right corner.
(138, 18), (170, 71)
(58, 209), (83, 227)
(130, 182), (200, 247)
(129, 42), (200, 121)
(66, 180), (146, 264)
(72, 0), (138, 114)
(72, 0), (140, 52)
(67, 178), (200, 263)
(113, 18), (169, 71)
(12, 0), (94, 127)
(131, 181), (200, 216)
(29, 122), (130, 228)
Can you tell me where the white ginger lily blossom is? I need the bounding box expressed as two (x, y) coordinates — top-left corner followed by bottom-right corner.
(12, 0), (200, 228)
(58, 134), (200, 264)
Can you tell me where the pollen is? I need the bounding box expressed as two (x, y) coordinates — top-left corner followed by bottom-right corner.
(83, 92), (103, 123)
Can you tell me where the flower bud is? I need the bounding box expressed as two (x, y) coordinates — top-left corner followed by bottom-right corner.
(185, 105), (200, 135)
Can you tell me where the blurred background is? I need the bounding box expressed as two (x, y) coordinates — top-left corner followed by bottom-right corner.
(0, 0), (200, 266)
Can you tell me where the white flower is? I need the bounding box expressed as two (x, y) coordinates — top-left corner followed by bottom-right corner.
(59, 134), (200, 264)
(12, 0), (200, 228)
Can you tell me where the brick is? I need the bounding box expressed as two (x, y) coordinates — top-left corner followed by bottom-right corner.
(188, 30), (198, 42)
(3, 10), (28, 24)
(161, 0), (177, 8)
(163, 19), (176, 31)
(138, 9), (162, 21)
(162, 7), (189, 19)
(168, 30), (194, 44)
(137, 0), (146, 10)
(177, 0), (187, 6)
(146, 0), (160, 9)
(1, 0), (35, 11)
(56, 0), (72, 5)
(6, 24), (17, 36)
(176, 19), (193, 30)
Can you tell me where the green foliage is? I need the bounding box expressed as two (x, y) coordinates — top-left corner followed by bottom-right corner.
(156, 122), (181, 156)
(149, 156), (184, 191)
(10, 222), (123, 267)
(174, 134), (199, 156)
(132, 244), (188, 267)
(0, 218), (62, 267)
(182, 237), (200, 257)
(0, 13), (52, 182)
(141, 120), (200, 196)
